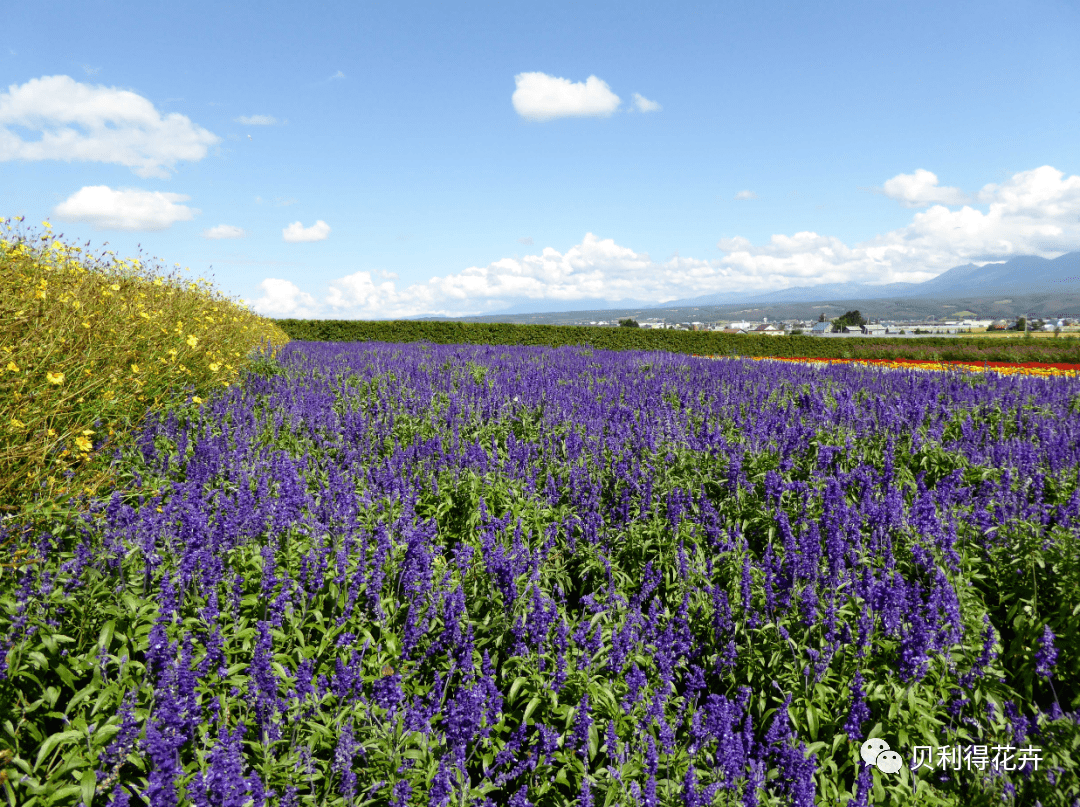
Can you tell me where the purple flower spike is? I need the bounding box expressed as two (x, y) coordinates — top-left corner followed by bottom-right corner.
(1035, 625), (1059, 679)
(844, 671), (871, 742)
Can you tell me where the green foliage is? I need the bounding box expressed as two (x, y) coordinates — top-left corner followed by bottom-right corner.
(618, 318), (639, 328)
(831, 310), (867, 332)
(270, 318), (1080, 366)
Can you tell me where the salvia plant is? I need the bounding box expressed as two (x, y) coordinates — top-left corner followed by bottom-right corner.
(2, 334), (1080, 803)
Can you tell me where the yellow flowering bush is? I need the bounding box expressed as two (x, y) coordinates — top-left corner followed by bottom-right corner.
(0, 216), (290, 527)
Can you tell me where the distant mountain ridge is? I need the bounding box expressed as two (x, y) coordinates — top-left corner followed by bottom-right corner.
(649, 250), (1080, 308)
(407, 250), (1080, 321)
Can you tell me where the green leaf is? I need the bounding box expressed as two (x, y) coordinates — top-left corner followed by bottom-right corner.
(81, 763), (98, 806)
(55, 663), (76, 690)
(49, 784), (83, 800)
(34, 729), (81, 772)
(66, 682), (98, 715)
(508, 676), (529, 702)
(97, 620), (116, 657)
(523, 695), (543, 724)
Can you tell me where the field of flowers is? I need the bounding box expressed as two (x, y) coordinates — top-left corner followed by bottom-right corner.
(734, 356), (1080, 380)
(2, 336), (1079, 806)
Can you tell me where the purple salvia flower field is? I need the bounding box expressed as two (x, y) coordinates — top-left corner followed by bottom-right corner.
(1, 340), (1079, 805)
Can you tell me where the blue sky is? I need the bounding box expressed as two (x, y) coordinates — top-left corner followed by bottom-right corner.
(3, 0), (1079, 319)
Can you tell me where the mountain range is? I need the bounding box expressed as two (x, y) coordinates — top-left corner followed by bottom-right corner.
(646, 250), (1080, 309)
(408, 250), (1080, 320)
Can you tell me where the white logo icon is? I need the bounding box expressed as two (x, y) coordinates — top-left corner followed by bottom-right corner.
(860, 738), (903, 774)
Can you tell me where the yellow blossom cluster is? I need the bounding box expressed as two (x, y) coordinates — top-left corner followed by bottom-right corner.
(1, 216), (290, 515)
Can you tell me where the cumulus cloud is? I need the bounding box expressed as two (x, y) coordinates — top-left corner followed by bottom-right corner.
(735, 190), (758, 200)
(518, 236), (533, 245)
(882, 169), (968, 208)
(53, 185), (199, 231)
(234, 114), (277, 125)
(715, 165), (1080, 287)
(283, 220), (330, 242)
(631, 92), (661, 112)
(512, 72), (621, 121)
(248, 278), (320, 317)
(244, 164), (1080, 320)
(0, 75), (220, 178)
(203, 224), (245, 239)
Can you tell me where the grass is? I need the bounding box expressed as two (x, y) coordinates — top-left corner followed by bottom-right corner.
(0, 217), (290, 532)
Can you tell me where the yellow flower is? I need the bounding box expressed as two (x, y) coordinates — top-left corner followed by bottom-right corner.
(46, 371), (65, 385)
(186, 335), (199, 348)
(75, 436), (93, 452)
(192, 396), (203, 404)
(81, 429), (95, 436)
(42, 221), (52, 229)
(9, 418), (25, 429)
(6, 361), (18, 373)
(47, 429), (56, 437)
(209, 362), (221, 373)
(83, 320), (91, 329)
(130, 364), (140, 373)
(110, 283), (120, 292)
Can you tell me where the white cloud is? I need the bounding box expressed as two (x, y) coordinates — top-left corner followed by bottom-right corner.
(53, 185), (199, 231)
(714, 165), (1080, 287)
(235, 114), (277, 125)
(882, 168), (968, 208)
(518, 236), (533, 245)
(283, 220), (330, 242)
(245, 165), (1080, 320)
(631, 92), (661, 113)
(249, 278), (320, 317)
(0, 75), (220, 178)
(203, 224), (246, 239)
(735, 190), (757, 200)
(512, 72), (621, 121)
